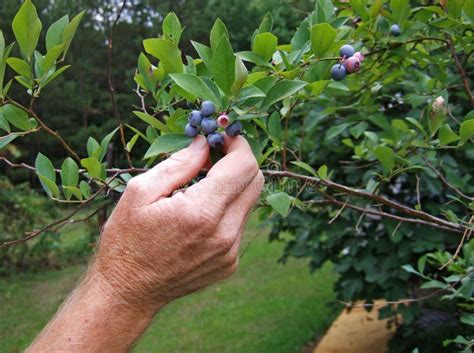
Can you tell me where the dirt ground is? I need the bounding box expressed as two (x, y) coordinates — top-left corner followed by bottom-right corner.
(312, 300), (396, 353)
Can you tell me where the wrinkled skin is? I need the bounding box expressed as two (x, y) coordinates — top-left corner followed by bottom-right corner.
(27, 135), (263, 353)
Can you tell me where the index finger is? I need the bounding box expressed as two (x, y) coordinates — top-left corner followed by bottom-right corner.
(184, 135), (260, 211)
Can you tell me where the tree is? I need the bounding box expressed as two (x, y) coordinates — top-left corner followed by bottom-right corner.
(0, 0), (473, 351)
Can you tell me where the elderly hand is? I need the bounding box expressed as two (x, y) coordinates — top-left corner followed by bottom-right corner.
(27, 135), (263, 353)
(94, 134), (264, 309)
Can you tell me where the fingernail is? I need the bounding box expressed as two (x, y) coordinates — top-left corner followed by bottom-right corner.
(189, 135), (207, 151)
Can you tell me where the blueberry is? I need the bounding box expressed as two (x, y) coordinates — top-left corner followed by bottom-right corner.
(225, 121), (243, 137)
(207, 132), (225, 148)
(200, 101), (216, 116)
(353, 51), (365, 62)
(188, 110), (203, 127)
(185, 123), (199, 138)
(390, 24), (400, 36)
(201, 118), (217, 134)
(343, 57), (361, 74)
(330, 64), (347, 81)
(217, 114), (230, 128)
(339, 44), (355, 58)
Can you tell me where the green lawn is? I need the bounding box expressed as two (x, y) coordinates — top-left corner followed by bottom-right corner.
(0, 219), (337, 353)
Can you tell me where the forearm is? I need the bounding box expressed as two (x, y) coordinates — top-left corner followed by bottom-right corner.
(26, 266), (159, 353)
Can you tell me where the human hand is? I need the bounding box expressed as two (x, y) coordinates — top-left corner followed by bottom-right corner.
(92, 135), (263, 311)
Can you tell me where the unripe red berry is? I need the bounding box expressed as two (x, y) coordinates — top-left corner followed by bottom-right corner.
(353, 52), (365, 62)
(217, 114), (230, 128)
(343, 57), (361, 74)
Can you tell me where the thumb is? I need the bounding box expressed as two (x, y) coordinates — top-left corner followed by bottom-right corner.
(124, 135), (209, 206)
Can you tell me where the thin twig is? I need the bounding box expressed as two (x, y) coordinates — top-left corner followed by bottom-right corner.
(3, 99), (81, 162)
(263, 169), (465, 233)
(0, 173), (120, 249)
(424, 158), (474, 201)
(445, 34), (474, 107)
(439, 216), (474, 270)
(106, 0), (133, 168)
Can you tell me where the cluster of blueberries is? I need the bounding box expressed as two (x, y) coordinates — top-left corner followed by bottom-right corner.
(330, 44), (365, 81)
(185, 101), (243, 148)
(330, 24), (400, 81)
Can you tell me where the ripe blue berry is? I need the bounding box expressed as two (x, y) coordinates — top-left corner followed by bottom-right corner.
(207, 132), (225, 148)
(200, 101), (216, 116)
(330, 64), (347, 81)
(185, 123), (199, 138)
(391, 24), (400, 36)
(201, 118), (217, 134)
(225, 121), (243, 137)
(343, 57), (361, 74)
(188, 110), (203, 127)
(339, 44), (355, 58)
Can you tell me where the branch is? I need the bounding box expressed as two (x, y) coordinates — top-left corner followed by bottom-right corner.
(262, 169), (466, 234)
(4, 99), (81, 162)
(0, 173), (120, 249)
(445, 34), (474, 107)
(106, 0), (133, 168)
(423, 158), (474, 202)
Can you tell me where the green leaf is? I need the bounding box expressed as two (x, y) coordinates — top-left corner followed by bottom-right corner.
(138, 52), (156, 91)
(144, 134), (192, 159)
(464, 0), (474, 21)
(35, 153), (56, 182)
(266, 192), (292, 217)
(291, 161), (317, 176)
(38, 175), (60, 198)
(0, 134), (18, 149)
(309, 80), (330, 96)
(210, 34), (235, 95)
(87, 137), (101, 159)
(325, 123), (350, 140)
(447, 0), (464, 18)
(252, 32), (278, 62)
(42, 44), (64, 74)
(81, 157), (104, 179)
(210, 19), (229, 52)
(257, 12), (273, 33)
(61, 157), (79, 199)
(6, 57), (31, 78)
(62, 11), (85, 58)
(459, 119), (474, 145)
(262, 79), (307, 107)
(99, 128), (119, 161)
(46, 15), (69, 51)
(40, 64), (70, 88)
(143, 38), (183, 74)
(63, 186), (83, 200)
(390, 0), (410, 23)
(267, 112), (282, 141)
(162, 12), (183, 45)
(191, 41), (212, 67)
(12, 0), (42, 59)
(1, 104), (32, 131)
(169, 73), (219, 104)
(127, 133), (140, 152)
(374, 146), (395, 172)
(0, 31), (4, 57)
(349, 0), (369, 21)
(349, 122), (368, 139)
(317, 165), (328, 179)
(438, 124), (459, 146)
(230, 56), (248, 97)
(133, 111), (169, 132)
(310, 23), (336, 57)
(460, 314), (474, 326)
(79, 180), (91, 198)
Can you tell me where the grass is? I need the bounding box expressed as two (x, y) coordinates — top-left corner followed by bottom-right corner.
(0, 217), (337, 353)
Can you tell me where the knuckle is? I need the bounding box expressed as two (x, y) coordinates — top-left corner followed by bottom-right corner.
(125, 177), (145, 195)
(217, 237), (235, 255)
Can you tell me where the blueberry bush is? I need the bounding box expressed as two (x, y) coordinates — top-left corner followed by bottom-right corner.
(0, 0), (473, 351)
